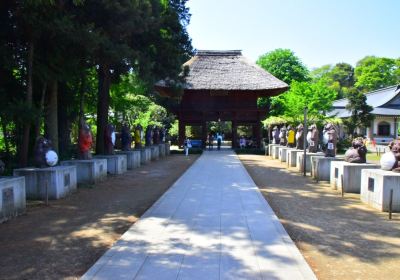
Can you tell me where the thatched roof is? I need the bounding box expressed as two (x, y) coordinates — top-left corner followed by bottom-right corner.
(156, 50), (288, 95)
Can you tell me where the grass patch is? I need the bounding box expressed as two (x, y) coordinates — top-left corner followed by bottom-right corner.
(367, 152), (381, 162)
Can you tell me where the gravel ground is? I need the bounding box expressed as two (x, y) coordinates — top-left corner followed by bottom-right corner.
(0, 154), (199, 280)
(239, 154), (400, 280)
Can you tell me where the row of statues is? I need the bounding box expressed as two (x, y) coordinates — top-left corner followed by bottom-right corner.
(79, 121), (166, 159)
(272, 123), (338, 157)
(30, 121), (166, 168)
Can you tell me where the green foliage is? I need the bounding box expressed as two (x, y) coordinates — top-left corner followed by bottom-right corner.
(355, 56), (400, 92)
(271, 80), (337, 124)
(342, 88), (374, 137)
(256, 48), (310, 85)
(336, 137), (352, 154)
(311, 63), (355, 99)
(0, 0), (193, 166)
(262, 116), (289, 127)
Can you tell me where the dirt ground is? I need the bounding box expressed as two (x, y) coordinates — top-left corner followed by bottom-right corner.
(239, 154), (400, 280)
(0, 154), (199, 280)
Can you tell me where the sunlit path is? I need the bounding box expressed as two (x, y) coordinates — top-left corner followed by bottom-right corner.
(81, 150), (316, 280)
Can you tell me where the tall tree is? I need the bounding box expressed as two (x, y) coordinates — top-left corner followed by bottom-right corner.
(311, 62), (355, 99)
(342, 88), (374, 137)
(256, 48), (310, 85)
(355, 56), (400, 92)
(275, 80), (337, 124)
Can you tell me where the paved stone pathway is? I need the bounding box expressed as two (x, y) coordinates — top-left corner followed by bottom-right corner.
(81, 150), (316, 280)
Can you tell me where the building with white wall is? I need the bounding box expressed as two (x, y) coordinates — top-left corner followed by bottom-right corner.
(330, 85), (400, 144)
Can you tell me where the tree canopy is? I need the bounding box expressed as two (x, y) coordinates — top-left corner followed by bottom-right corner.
(0, 0), (192, 168)
(354, 56), (400, 92)
(342, 88), (374, 137)
(271, 80), (337, 124)
(256, 48), (310, 85)
(311, 62), (355, 99)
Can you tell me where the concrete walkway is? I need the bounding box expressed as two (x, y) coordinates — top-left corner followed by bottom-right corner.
(81, 150), (316, 280)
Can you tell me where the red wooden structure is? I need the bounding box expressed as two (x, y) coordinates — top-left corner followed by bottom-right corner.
(156, 50), (288, 148)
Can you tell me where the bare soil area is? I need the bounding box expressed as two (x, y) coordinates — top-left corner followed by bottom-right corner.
(0, 154), (199, 280)
(239, 154), (400, 280)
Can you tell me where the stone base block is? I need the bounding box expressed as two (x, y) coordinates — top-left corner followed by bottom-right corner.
(268, 144), (279, 156)
(278, 147), (293, 162)
(0, 176), (26, 222)
(158, 144), (166, 158)
(286, 150), (303, 168)
(296, 152), (324, 173)
(330, 161), (380, 193)
(272, 145), (282, 159)
(138, 148), (152, 165)
(13, 166), (77, 200)
(94, 154), (127, 175)
(311, 156), (344, 181)
(116, 150), (141, 169)
(60, 159), (107, 185)
(361, 169), (400, 212)
(151, 145), (160, 160)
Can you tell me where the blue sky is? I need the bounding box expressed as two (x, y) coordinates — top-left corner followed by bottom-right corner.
(186, 0), (400, 69)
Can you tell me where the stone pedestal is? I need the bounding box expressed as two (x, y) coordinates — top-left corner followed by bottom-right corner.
(14, 166), (77, 200)
(151, 145), (160, 161)
(268, 144), (279, 156)
(158, 144), (166, 158)
(0, 176), (26, 222)
(296, 152), (324, 173)
(272, 145), (281, 159)
(137, 148), (151, 165)
(286, 149), (302, 167)
(61, 159), (107, 185)
(116, 150), (141, 169)
(94, 154), (127, 175)
(278, 147), (293, 162)
(165, 143), (171, 155)
(330, 162), (380, 193)
(310, 156), (344, 181)
(361, 169), (400, 212)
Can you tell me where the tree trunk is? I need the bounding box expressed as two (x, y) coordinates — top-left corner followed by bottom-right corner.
(19, 42), (34, 167)
(34, 82), (47, 140)
(45, 79), (59, 153)
(79, 73), (86, 120)
(96, 63), (111, 155)
(58, 83), (73, 158)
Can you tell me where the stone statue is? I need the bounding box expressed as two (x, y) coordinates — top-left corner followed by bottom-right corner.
(279, 125), (287, 146)
(307, 124), (319, 153)
(134, 124), (142, 148)
(104, 123), (115, 155)
(33, 136), (58, 168)
(286, 125), (296, 148)
(0, 159), (5, 175)
(121, 124), (132, 151)
(145, 125), (153, 146)
(272, 126), (280, 144)
(344, 137), (367, 163)
(78, 118), (93, 160)
(295, 124), (304, 150)
(323, 123), (338, 157)
(159, 127), (166, 143)
(153, 126), (160, 145)
(381, 140), (400, 172)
